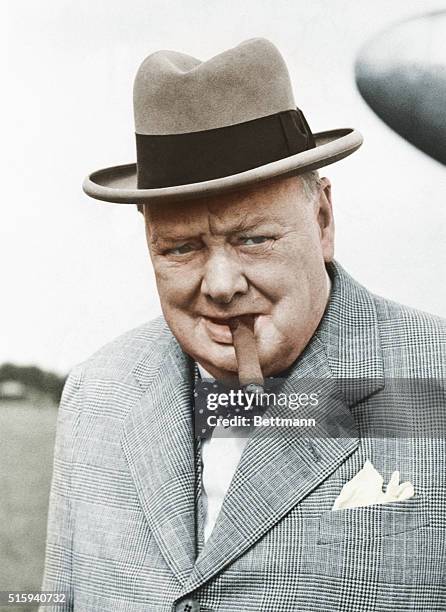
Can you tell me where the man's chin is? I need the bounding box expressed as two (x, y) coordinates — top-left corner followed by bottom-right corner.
(193, 342), (238, 377)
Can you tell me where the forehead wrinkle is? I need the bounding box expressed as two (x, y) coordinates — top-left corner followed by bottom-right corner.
(204, 178), (304, 231)
(206, 203), (282, 235)
(221, 216), (263, 234)
(146, 193), (290, 244)
(211, 212), (289, 237)
(150, 226), (205, 244)
(146, 204), (207, 244)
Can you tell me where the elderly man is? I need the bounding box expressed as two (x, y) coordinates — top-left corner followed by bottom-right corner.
(41, 39), (446, 611)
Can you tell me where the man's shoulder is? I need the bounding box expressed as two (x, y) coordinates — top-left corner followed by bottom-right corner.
(332, 262), (445, 377)
(372, 291), (446, 339)
(72, 315), (174, 387)
(371, 291), (446, 376)
(331, 261), (446, 344)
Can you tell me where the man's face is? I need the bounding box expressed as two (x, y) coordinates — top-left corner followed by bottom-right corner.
(143, 175), (334, 379)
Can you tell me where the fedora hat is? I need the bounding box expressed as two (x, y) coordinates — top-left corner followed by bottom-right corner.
(83, 38), (362, 205)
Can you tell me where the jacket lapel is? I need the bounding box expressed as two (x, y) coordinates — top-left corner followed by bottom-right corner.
(181, 261), (385, 594)
(121, 335), (197, 587)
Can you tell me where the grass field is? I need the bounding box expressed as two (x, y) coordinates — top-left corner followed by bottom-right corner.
(0, 398), (58, 611)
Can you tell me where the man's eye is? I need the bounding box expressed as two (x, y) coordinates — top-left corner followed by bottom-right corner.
(238, 236), (270, 245)
(166, 243), (195, 255)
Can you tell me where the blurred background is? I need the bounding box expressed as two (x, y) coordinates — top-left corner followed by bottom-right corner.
(1, 0), (445, 608)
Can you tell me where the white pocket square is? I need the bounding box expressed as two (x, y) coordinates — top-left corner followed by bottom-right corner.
(332, 460), (415, 510)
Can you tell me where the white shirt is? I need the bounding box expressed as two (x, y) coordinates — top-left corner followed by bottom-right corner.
(197, 271), (331, 542)
(197, 363), (252, 542)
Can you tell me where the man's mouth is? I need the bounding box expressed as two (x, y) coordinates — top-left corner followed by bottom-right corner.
(201, 315), (258, 344)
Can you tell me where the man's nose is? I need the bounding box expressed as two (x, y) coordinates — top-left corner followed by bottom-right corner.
(201, 248), (248, 304)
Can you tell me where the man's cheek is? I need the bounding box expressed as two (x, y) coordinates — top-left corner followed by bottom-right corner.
(159, 287), (195, 314)
(157, 264), (201, 291)
(154, 269), (185, 297)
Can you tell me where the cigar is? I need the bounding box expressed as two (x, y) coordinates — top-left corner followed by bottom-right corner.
(229, 315), (264, 394)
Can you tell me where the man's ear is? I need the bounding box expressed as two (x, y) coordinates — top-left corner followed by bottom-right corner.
(316, 177), (334, 262)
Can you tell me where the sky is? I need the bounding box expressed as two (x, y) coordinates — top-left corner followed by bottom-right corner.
(2, 0), (445, 374)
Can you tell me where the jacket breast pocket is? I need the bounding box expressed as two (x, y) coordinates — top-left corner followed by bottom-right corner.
(317, 494), (430, 544)
(313, 495), (438, 607)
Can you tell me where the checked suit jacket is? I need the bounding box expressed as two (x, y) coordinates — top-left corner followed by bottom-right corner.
(41, 261), (446, 611)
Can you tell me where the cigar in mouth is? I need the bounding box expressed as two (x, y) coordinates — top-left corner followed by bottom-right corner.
(229, 315), (264, 394)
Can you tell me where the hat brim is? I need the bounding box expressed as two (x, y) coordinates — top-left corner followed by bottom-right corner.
(82, 128), (362, 204)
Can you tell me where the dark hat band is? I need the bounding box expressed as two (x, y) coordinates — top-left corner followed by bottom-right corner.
(136, 108), (315, 189)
